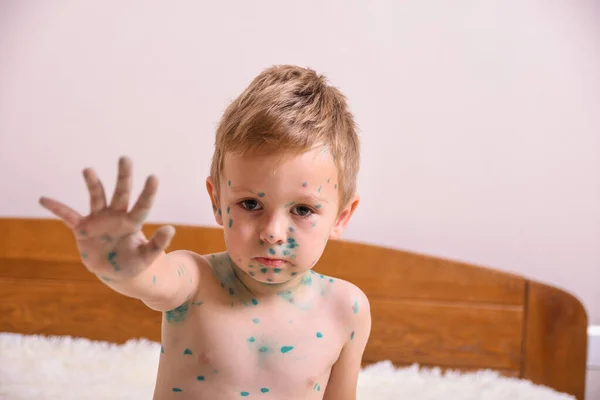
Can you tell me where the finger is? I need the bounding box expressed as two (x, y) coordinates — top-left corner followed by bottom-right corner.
(139, 225), (176, 262)
(129, 175), (158, 224)
(83, 168), (107, 214)
(38, 196), (82, 229)
(109, 156), (133, 211)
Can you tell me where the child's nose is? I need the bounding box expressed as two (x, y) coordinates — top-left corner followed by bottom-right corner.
(260, 214), (287, 245)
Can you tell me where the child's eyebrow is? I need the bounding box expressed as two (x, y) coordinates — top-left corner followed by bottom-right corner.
(229, 186), (329, 204)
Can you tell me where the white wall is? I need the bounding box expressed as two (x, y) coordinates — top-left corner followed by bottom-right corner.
(1, 2), (599, 395)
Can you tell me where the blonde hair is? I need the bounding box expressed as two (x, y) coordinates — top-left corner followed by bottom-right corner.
(210, 65), (360, 211)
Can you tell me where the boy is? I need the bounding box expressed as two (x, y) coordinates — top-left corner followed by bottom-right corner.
(39, 65), (371, 399)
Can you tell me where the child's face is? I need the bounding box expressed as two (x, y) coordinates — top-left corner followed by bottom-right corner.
(207, 147), (358, 287)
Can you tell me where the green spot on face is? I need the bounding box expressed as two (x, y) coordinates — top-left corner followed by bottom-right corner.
(261, 388), (269, 393)
(161, 344), (164, 353)
(172, 388), (182, 392)
(316, 332), (323, 338)
(273, 268), (281, 273)
(80, 252), (87, 259)
(241, 392), (250, 397)
(152, 275), (156, 284)
(280, 346), (294, 353)
(353, 300), (359, 314)
(229, 218), (233, 228)
(291, 272), (297, 276)
(334, 184), (338, 189)
(228, 180), (231, 186)
(268, 248), (276, 255)
(227, 206), (230, 214)
(286, 238), (299, 249)
(315, 204), (322, 209)
(317, 185), (321, 193)
(229, 288), (235, 296)
(284, 201), (296, 208)
(252, 318), (260, 324)
(259, 346), (269, 353)
(260, 267), (268, 274)
(184, 348), (192, 355)
(218, 208), (222, 216)
(248, 336), (256, 343)
(192, 301), (204, 306)
(197, 375), (205, 381)
(249, 264), (254, 268)
(259, 240), (264, 246)
(302, 182), (308, 187)
(289, 226), (295, 232)
(282, 250), (290, 256)
(258, 192), (265, 197)
(329, 278), (334, 283)
(351, 331), (355, 340)
(249, 271), (255, 276)
(79, 230), (87, 236)
(251, 298), (258, 305)
(100, 276), (111, 282)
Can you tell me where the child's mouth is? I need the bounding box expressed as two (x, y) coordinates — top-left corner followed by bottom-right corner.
(254, 257), (288, 267)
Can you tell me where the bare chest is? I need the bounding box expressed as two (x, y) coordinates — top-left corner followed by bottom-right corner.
(155, 294), (343, 398)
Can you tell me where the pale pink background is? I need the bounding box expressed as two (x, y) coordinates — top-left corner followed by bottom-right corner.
(1, 1), (599, 396)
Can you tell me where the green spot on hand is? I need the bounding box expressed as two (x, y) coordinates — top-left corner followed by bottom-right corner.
(316, 332), (323, 338)
(258, 192), (265, 197)
(197, 375), (205, 381)
(353, 300), (359, 314)
(184, 348), (192, 355)
(261, 388), (269, 393)
(280, 346), (294, 353)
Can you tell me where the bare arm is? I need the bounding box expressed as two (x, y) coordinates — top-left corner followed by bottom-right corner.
(323, 288), (372, 400)
(39, 156), (197, 312)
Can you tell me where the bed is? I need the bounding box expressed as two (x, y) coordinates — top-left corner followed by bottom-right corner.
(0, 217), (589, 399)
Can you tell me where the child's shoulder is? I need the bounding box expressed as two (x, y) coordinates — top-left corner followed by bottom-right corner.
(319, 272), (370, 320)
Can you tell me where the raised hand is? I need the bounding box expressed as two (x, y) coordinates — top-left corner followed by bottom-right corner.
(39, 157), (176, 280)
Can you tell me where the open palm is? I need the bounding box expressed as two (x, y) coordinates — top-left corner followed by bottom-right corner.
(39, 157), (175, 279)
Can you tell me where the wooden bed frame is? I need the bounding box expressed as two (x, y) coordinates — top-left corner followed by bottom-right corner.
(0, 217), (589, 399)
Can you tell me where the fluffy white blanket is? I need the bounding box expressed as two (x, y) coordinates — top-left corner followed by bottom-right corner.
(0, 333), (575, 400)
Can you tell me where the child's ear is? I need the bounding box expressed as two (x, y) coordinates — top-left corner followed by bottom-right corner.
(330, 195), (360, 240)
(206, 176), (224, 226)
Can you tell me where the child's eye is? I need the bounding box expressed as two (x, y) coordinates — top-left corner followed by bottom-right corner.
(291, 205), (313, 218)
(240, 199), (262, 211)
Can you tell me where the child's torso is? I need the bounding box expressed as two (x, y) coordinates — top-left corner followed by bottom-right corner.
(152, 254), (347, 399)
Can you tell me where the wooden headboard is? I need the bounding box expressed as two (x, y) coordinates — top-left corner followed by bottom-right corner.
(0, 217), (588, 399)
